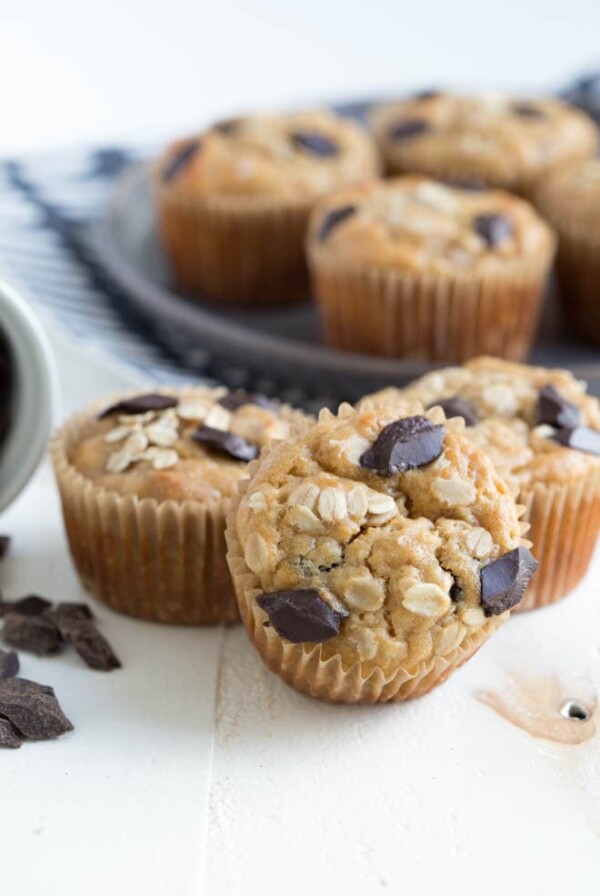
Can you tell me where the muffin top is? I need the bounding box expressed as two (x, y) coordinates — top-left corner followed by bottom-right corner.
(359, 357), (600, 492)
(308, 176), (555, 275)
(370, 92), (597, 190)
(68, 388), (308, 503)
(234, 401), (533, 674)
(536, 158), (600, 234)
(158, 110), (380, 202)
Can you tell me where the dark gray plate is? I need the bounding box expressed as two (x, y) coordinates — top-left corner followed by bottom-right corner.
(95, 161), (600, 402)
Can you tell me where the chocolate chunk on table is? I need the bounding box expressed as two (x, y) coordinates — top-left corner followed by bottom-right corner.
(0, 649), (19, 679)
(49, 604), (120, 672)
(0, 717), (22, 749)
(0, 677), (73, 740)
(2, 614), (63, 656)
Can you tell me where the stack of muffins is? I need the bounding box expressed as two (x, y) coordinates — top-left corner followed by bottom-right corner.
(50, 86), (600, 705)
(153, 91), (599, 361)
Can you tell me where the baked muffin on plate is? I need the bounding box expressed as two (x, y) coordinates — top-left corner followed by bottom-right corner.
(369, 92), (597, 195)
(307, 176), (555, 362)
(154, 110), (380, 306)
(51, 388), (310, 624)
(535, 159), (600, 346)
(226, 400), (535, 703)
(359, 357), (600, 611)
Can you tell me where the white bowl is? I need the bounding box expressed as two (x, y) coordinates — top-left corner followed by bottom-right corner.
(0, 278), (58, 511)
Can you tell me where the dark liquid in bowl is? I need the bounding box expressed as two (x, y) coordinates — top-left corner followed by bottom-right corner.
(0, 336), (12, 449)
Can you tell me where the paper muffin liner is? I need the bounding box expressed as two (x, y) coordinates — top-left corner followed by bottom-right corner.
(546, 226), (600, 345)
(309, 253), (552, 363)
(50, 397), (311, 625)
(516, 467), (600, 611)
(154, 174), (313, 307)
(225, 482), (505, 704)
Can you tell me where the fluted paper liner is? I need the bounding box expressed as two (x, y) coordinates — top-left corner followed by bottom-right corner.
(51, 396), (310, 625)
(225, 478), (505, 704)
(154, 172), (313, 307)
(517, 468), (600, 611)
(309, 252), (553, 363)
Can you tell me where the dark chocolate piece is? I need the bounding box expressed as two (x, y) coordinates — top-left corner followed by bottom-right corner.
(2, 614), (62, 656)
(512, 103), (544, 119)
(213, 117), (241, 135)
(360, 416), (445, 476)
(193, 424), (259, 461)
(444, 178), (486, 192)
(257, 589), (344, 643)
(0, 717), (22, 749)
(0, 649), (19, 679)
(429, 396), (478, 426)
(163, 139), (201, 183)
(449, 580), (463, 602)
(218, 390), (279, 413)
(98, 394), (178, 419)
(317, 204), (357, 243)
(0, 594), (53, 617)
(291, 132), (338, 157)
(480, 547), (538, 616)
(0, 677), (73, 740)
(49, 604), (120, 672)
(473, 213), (514, 248)
(552, 426), (600, 456)
(388, 118), (430, 140)
(536, 384), (580, 429)
(0, 536), (10, 559)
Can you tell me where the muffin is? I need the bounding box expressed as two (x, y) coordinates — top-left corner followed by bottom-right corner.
(307, 176), (555, 362)
(51, 388), (310, 624)
(535, 159), (600, 345)
(154, 110), (380, 306)
(370, 92), (597, 195)
(225, 400), (535, 703)
(359, 357), (600, 611)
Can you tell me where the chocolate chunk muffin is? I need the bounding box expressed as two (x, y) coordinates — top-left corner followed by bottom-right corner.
(154, 110), (380, 306)
(360, 357), (600, 610)
(307, 176), (555, 362)
(535, 159), (600, 346)
(226, 400), (534, 703)
(369, 92), (597, 195)
(51, 388), (310, 624)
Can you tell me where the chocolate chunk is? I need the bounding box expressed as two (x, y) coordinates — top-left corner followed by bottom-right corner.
(0, 594), (53, 617)
(449, 580), (463, 602)
(0, 717), (22, 749)
(291, 132), (338, 157)
(536, 384), (580, 429)
(193, 424), (259, 461)
(163, 139), (201, 183)
(360, 415), (445, 476)
(445, 178), (486, 192)
(473, 213), (514, 247)
(213, 117), (241, 135)
(98, 393), (178, 419)
(413, 89), (442, 101)
(388, 118), (430, 140)
(0, 650), (19, 679)
(218, 390), (279, 413)
(552, 425), (600, 456)
(2, 614), (62, 656)
(0, 536), (10, 559)
(480, 547), (538, 616)
(429, 396), (478, 426)
(0, 677), (73, 740)
(512, 103), (544, 119)
(257, 589), (344, 643)
(49, 604), (120, 672)
(317, 204), (357, 243)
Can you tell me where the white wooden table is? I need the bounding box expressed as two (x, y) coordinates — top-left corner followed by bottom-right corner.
(1, 325), (599, 896)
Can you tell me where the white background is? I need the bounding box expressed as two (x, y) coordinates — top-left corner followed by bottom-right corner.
(2, 3), (600, 894)
(1, 0), (600, 153)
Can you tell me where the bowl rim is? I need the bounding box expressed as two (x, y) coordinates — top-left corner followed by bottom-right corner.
(0, 277), (58, 512)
